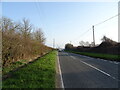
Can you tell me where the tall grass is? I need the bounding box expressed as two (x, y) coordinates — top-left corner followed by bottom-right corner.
(3, 51), (57, 88)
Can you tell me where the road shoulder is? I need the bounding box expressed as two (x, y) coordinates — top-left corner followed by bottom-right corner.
(55, 52), (64, 89)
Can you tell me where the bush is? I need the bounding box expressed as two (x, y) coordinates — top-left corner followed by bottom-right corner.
(1, 17), (52, 67)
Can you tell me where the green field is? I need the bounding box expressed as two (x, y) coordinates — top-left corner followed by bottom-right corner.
(66, 50), (120, 61)
(3, 50), (57, 88)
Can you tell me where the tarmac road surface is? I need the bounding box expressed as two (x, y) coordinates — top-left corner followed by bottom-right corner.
(58, 51), (119, 88)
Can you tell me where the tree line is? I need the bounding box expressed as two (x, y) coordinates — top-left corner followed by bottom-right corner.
(65, 36), (119, 55)
(1, 17), (52, 67)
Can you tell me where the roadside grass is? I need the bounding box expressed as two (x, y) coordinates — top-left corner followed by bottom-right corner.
(2, 50), (57, 88)
(3, 59), (27, 75)
(66, 50), (120, 61)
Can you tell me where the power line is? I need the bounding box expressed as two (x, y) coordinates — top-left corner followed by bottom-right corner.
(36, 1), (48, 30)
(93, 13), (119, 46)
(34, 1), (42, 23)
(72, 13), (119, 44)
(72, 28), (92, 42)
(94, 13), (120, 26)
(34, 0), (46, 27)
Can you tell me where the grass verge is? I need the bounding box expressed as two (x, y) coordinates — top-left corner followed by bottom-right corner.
(2, 50), (57, 88)
(66, 50), (120, 61)
(3, 59), (28, 75)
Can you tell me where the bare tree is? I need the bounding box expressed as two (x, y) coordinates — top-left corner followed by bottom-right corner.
(65, 43), (73, 50)
(20, 18), (32, 39)
(2, 17), (52, 67)
(79, 41), (85, 46)
(101, 36), (115, 43)
(79, 41), (90, 46)
(33, 28), (46, 44)
(85, 41), (90, 46)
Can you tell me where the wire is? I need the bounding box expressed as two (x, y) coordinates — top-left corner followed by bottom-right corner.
(34, 0), (45, 27)
(34, 0), (48, 34)
(72, 28), (92, 42)
(37, 0), (48, 28)
(34, 1), (42, 22)
(94, 13), (120, 26)
(72, 13), (119, 43)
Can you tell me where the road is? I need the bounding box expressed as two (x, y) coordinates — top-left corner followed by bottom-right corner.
(58, 51), (119, 88)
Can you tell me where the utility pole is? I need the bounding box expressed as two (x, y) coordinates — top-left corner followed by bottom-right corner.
(118, 1), (120, 42)
(53, 39), (55, 48)
(92, 25), (95, 46)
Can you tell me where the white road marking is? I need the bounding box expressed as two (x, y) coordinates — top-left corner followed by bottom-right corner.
(69, 52), (119, 65)
(113, 62), (119, 64)
(98, 58), (119, 64)
(103, 60), (107, 61)
(57, 52), (64, 89)
(109, 61), (113, 63)
(80, 60), (111, 77)
(98, 58), (107, 61)
(68, 54), (119, 81)
(64, 52), (69, 55)
(70, 56), (76, 59)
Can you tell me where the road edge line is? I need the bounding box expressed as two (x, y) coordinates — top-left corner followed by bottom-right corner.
(57, 52), (64, 89)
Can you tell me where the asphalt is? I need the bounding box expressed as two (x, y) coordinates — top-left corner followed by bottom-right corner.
(58, 51), (120, 88)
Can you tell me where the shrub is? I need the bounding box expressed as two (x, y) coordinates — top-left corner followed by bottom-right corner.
(1, 17), (52, 67)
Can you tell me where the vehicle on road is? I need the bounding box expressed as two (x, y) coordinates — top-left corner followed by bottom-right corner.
(58, 49), (62, 52)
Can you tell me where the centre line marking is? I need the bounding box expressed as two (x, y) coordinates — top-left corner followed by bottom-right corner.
(70, 56), (76, 59)
(80, 60), (119, 81)
(69, 54), (119, 81)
